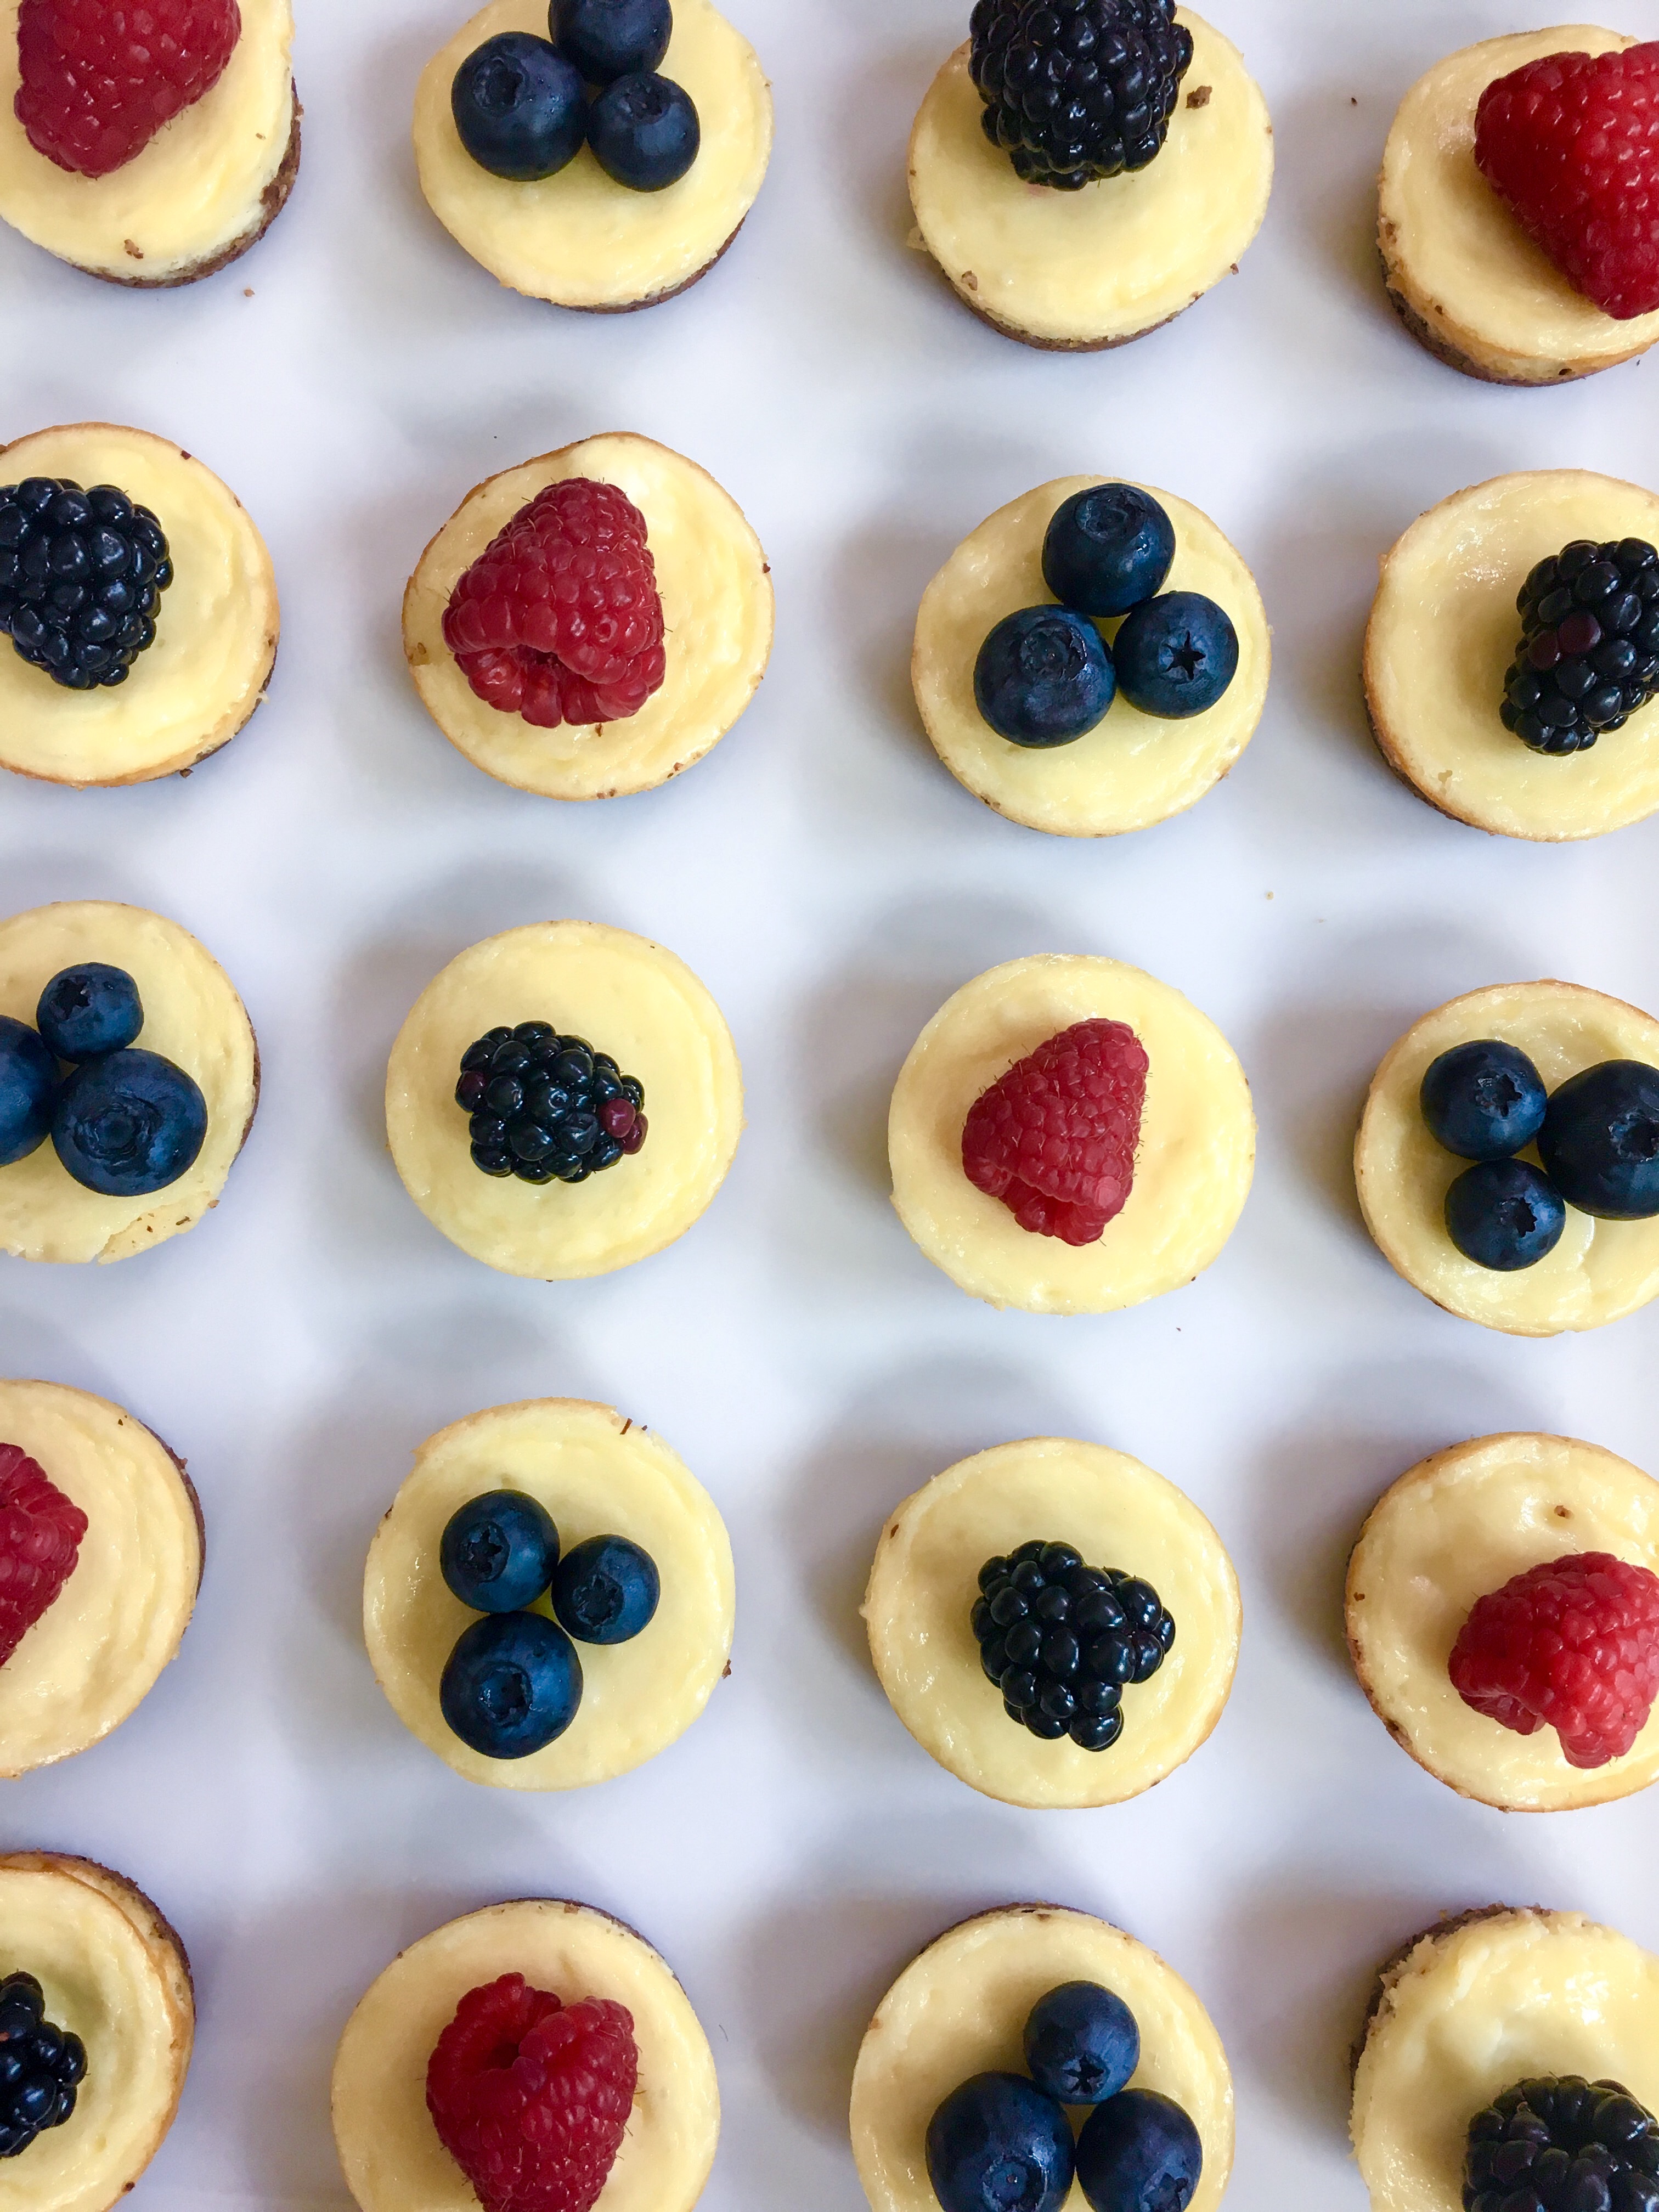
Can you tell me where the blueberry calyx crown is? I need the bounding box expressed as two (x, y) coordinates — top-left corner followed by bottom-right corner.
(972, 1540), (1175, 1751)
(1502, 537), (1659, 755)
(968, 0), (1194, 190)
(455, 1023), (646, 1184)
(1463, 2075), (1659, 2212)
(0, 479), (172, 692)
(0, 1970), (87, 2160)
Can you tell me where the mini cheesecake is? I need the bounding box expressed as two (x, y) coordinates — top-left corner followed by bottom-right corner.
(332, 1898), (719, 2212)
(0, 900), (259, 1266)
(1352, 1908), (1659, 2211)
(850, 1904), (1233, 2212)
(1379, 29), (1659, 386)
(414, 0), (771, 312)
(889, 954), (1254, 1315)
(1347, 1433), (1659, 1813)
(914, 477), (1268, 837)
(0, 1852), (193, 2212)
(0, 424), (279, 789)
(863, 1439), (1239, 1810)
(0, 0), (298, 286)
(403, 432), (772, 800)
(1354, 980), (1659, 1336)
(1365, 471), (1659, 842)
(907, 12), (1272, 352)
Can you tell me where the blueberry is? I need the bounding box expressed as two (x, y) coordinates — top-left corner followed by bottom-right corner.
(974, 605), (1116, 747)
(1444, 1158), (1567, 1271)
(439, 1610), (582, 1757)
(1042, 485), (1176, 618)
(51, 1049), (206, 1197)
(452, 33), (587, 180)
(1419, 1039), (1548, 1161)
(1111, 591), (1238, 718)
(1025, 1982), (1141, 2106)
(35, 963), (143, 1062)
(925, 2072), (1075, 2212)
(551, 1534), (659, 1644)
(588, 70), (700, 190)
(1538, 1060), (1659, 1221)
(549, 0), (672, 84)
(440, 1491), (560, 1613)
(0, 1017), (55, 1166)
(1076, 2089), (1203, 2212)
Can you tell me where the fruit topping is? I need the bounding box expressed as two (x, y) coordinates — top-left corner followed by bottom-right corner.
(1443, 1158), (1566, 1273)
(1502, 538), (1659, 755)
(1419, 1039), (1548, 1161)
(1111, 591), (1237, 719)
(0, 1970), (87, 2159)
(52, 1047), (206, 1198)
(1539, 1060), (1659, 1221)
(14, 0), (241, 178)
(1075, 2087), (1203, 2212)
(0, 1444), (87, 1672)
(588, 71), (699, 191)
(1475, 42), (1659, 322)
(972, 1541), (1175, 1751)
(550, 1535), (659, 1645)
(441, 1491), (561, 1615)
(1042, 486), (1175, 619)
(1464, 2077), (1659, 2212)
(974, 606), (1116, 747)
(0, 1021), (55, 1168)
(962, 1019), (1147, 1246)
(35, 964), (142, 1064)
(927, 2072), (1076, 2212)
(442, 479), (667, 731)
(451, 33), (586, 181)
(426, 1973), (637, 2212)
(0, 479), (172, 692)
(440, 1611), (583, 1759)
(968, 0), (1193, 189)
(1450, 1552), (1659, 1769)
(455, 1023), (647, 1185)
(550, 0), (672, 88)
(1024, 1983), (1140, 2106)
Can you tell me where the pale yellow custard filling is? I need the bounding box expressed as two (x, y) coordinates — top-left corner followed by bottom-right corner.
(332, 1900), (719, 2212)
(913, 477), (1268, 837)
(850, 1906), (1233, 2212)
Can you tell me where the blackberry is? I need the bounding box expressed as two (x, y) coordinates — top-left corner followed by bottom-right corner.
(968, 0), (1193, 190)
(0, 479), (172, 691)
(0, 1970), (87, 2159)
(1464, 2076), (1659, 2212)
(971, 1539), (1175, 1752)
(1501, 537), (1659, 755)
(455, 1022), (647, 1184)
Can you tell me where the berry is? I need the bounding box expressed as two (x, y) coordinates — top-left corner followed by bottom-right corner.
(439, 1611), (583, 1759)
(550, 1536), (659, 1645)
(443, 479), (666, 730)
(51, 1048), (206, 1198)
(926, 2072), (1075, 2212)
(1539, 1060), (1659, 1220)
(1449, 1551), (1659, 1769)
(441, 1492), (561, 1614)
(454, 1024), (647, 1185)
(1075, 2089), (1203, 2212)
(14, 0), (241, 177)
(587, 72), (699, 191)
(426, 1973), (637, 2212)
(0, 479), (173, 691)
(962, 1020), (1147, 1246)
(1024, 1982), (1140, 2106)
(1465, 2077), (1659, 2212)
(35, 963), (142, 1063)
(972, 1543), (1175, 1750)
(1042, 485), (1176, 619)
(1443, 1159), (1566, 1272)
(1501, 539), (1659, 754)
(452, 34), (586, 181)
(0, 1444), (87, 1671)
(974, 606), (1116, 747)
(1419, 1039), (1547, 1161)
(968, 0), (1193, 189)
(1111, 591), (1237, 719)
(549, 0), (672, 87)
(1475, 42), (1659, 321)
(0, 1969), (86, 2162)
(0, 1019), (55, 1167)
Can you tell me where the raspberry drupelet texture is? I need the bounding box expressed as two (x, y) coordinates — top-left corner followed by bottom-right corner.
(443, 479), (667, 731)
(962, 1018), (1147, 1246)
(0, 1444), (88, 1672)
(968, 0), (1193, 190)
(1501, 538), (1659, 755)
(1449, 1550), (1659, 1769)
(15, 0), (242, 178)
(426, 1974), (638, 2212)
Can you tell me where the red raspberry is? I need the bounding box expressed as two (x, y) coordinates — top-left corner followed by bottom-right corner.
(425, 1974), (637, 2212)
(962, 1019), (1148, 1247)
(1475, 42), (1659, 321)
(443, 479), (667, 732)
(1449, 1551), (1659, 1769)
(0, 1444), (87, 1670)
(15, 0), (242, 180)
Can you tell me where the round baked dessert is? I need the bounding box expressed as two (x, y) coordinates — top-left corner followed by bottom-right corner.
(863, 1438), (1240, 1810)
(403, 432), (771, 800)
(332, 1898), (718, 2212)
(0, 1850), (193, 2208)
(1352, 1908), (1659, 2212)
(1364, 472), (1659, 841)
(851, 1904), (1232, 2212)
(0, 0), (298, 286)
(1379, 30), (1659, 386)
(889, 954), (1254, 1315)
(1354, 981), (1659, 1335)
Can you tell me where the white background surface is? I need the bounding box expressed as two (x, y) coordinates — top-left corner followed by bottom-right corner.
(2, 0), (1658, 2204)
